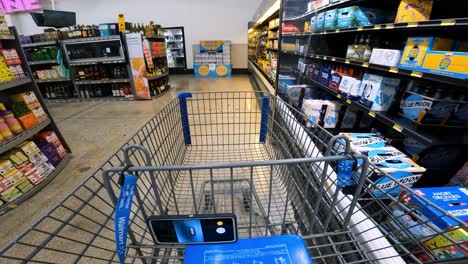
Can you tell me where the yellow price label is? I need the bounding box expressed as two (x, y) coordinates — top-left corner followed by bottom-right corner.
(411, 71), (423, 78)
(8, 204), (17, 209)
(346, 99), (352, 104)
(345, 60), (350, 64)
(407, 22), (418, 28)
(393, 124), (404, 132)
(335, 29), (340, 33)
(315, 55), (319, 58)
(368, 111), (376, 118)
(441, 19), (456, 26)
(386, 24), (395, 29)
(337, 94), (342, 99)
(374, 25), (382, 30)
(357, 27), (364, 31)
(362, 62), (369, 67)
(389, 67), (399, 73)
(331, 58), (336, 61)
(324, 56), (328, 60)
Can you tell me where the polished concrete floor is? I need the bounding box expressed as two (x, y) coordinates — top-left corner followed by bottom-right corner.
(0, 74), (254, 248)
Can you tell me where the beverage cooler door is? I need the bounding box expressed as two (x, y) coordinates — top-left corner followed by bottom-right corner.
(62, 36), (125, 64)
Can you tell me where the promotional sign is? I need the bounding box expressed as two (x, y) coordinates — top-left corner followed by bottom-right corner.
(200, 41), (223, 53)
(194, 64), (232, 78)
(125, 33), (151, 100)
(118, 14), (125, 32)
(0, 0), (41, 14)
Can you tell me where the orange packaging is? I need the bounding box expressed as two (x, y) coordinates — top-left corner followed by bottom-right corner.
(18, 113), (38, 130)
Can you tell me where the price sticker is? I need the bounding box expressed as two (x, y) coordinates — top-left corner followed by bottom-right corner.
(324, 56), (328, 60)
(374, 25), (382, 30)
(8, 204), (17, 209)
(362, 62), (369, 67)
(386, 24), (395, 29)
(411, 71), (423, 78)
(357, 27), (364, 31)
(345, 60), (350, 64)
(368, 111), (376, 118)
(315, 55), (319, 58)
(335, 29), (340, 33)
(441, 19), (456, 26)
(346, 99), (352, 104)
(331, 58), (336, 61)
(337, 94), (342, 99)
(393, 124), (404, 132)
(407, 22), (418, 28)
(389, 67), (399, 73)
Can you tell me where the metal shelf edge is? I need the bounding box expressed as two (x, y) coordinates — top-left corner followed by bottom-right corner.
(21, 41), (57, 48)
(147, 72), (169, 81)
(0, 118), (51, 155)
(0, 78), (32, 91)
(75, 79), (130, 85)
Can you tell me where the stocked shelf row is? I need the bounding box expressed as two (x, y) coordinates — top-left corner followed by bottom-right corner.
(282, 51), (468, 87)
(0, 78), (31, 92)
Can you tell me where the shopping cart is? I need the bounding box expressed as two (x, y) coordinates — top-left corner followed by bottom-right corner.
(0, 91), (466, 264)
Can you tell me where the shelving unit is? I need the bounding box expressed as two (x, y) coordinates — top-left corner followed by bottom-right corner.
(0, 27), (71, 213)
(61, 35), (136, 101)
(248, 1), (281, 95)
(142, 31), (171, 97)
(21, 40), (75, 101)
(164, 27), (187, 73)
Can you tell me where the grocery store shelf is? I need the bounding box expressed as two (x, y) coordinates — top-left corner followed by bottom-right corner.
(268, 37), (279, 40)
(147, 72), (169, 81)
(152, 85), (171, 99)
(283, 18), (468, 37)
(248, 60), (276, 95)
(68, 58), (126, 66)
(0, 155), (71, 215)
(75, 78), (130, 85)
(28, 60), (57, 65)
(152, 54), (167, 58)
(304, 77), (446, 146)
(145, 35), (165, 40)
(0, 77), (32, 91)
(249, 59), (275, 85)
(45, 97), (134, 103)
(35, 78), (70, 83)
(0, 118), (51, 155)
(21, 41), (57, 48)
(282, 51), (468, 87)
(62, 35), (121, 44)
(269, 25), (279, 31)
(283, 0), (358, 21)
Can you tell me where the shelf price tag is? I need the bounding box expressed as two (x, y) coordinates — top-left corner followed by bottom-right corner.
(374, 25), (382, 30)
(407, 22), (419, 28)
(441, 19), (456, 26)
(368, 111), (376, 118)
(357, 27), (364, 31)
(411, 71), (423, 78)
(389, 67), (399, 73)
(393, 124), (404, 133)
(315, 55), (320, 58)
(386, 24), (395, 29)
(362, 62), (369, 67)
(324, 56), (328, 60)
(331, 58), (336, 61)
(337, 94), (342, 99)
(335, 29), (340, 33)
(345, 60), (350, 64)
(346, 99), (352, 104)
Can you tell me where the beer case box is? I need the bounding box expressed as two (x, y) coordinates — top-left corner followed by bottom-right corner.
(359, 73), (400, 112)
(310, 16), (316, 32)
(323, 102), (342, 128)
(400, 91), (459, 124)
(323, 9), (338, 30)
(340, 133), (387, 150)
(0, 175), (13, 193)
(3, 169), (27, 186)
(36, 162), (55, 177)
(355, 7), (395, 26)
(0, 185), (21, 201)
(7, 150), (30, 167)
(421, 50), (468, 79)
(395, 0), (433, 23)
(28, 151), (49, 167)
(315, 12), (325, 32)
(15, 178), (33, 193)
(23, 167), (46, 185)
(369, 48), (402, 67)
(36, 131), (61, 147)
(338, 76), (361, 96)
(399, 37), (453, 70)
(336, 7), (358, 28)
(406, 187), (468, 230)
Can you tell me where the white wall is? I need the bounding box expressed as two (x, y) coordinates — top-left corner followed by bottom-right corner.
(8, 0), (262, 68)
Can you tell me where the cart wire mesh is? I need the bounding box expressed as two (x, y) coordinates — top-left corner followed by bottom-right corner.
(0, 91), (466, 264)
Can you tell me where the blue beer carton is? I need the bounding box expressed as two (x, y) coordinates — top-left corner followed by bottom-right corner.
(315, 12), (325, 32)
(323, 9), (338, 30)
(336, 6), (358, 28)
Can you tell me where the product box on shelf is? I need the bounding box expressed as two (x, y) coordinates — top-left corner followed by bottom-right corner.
(340, 133), (387, 149)
(0, 175), (14, 194)
(395, 0), (433, 23)
(400, 90), (459, 124)
(405, 186), (468, 229)
(338, 76), (362, 96)
(355, 7), (394, 27)
(311, 0), (329, 10)
(36, 162), (55, 177)
(302, 99), (323, 126)
(346, 43), (366, 61)
(399, 37), (468, 78)
(370, 49), (402, 67)
(359, 74), (400, 112)
(311, 16), (317, 32)
(315, 12), (325, 32)
(323, 101), (342, 128)
(0, 159), (15, 176)
(17, 141), (40, 157)
(323, 9), (338, 30)
(0, 185), (21, 201)
(336, 6), (358, 28)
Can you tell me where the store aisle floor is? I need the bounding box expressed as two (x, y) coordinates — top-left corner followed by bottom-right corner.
(0, 74), (254, 247)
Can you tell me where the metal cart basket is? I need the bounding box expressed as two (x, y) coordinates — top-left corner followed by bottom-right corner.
(0, 91), (466, 264)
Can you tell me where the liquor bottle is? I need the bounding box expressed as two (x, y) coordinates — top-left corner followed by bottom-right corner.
(81, 25), (88, 38)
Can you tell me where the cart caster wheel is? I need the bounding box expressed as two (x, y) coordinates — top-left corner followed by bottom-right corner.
(242, 191), (251, 211)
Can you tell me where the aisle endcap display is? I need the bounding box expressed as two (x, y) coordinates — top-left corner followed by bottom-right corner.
(194, 40), (232, 78)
